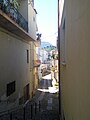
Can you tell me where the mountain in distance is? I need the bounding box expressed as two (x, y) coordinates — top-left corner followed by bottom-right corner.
(41, 41), (56, 51)
(41, 41), (55, 48)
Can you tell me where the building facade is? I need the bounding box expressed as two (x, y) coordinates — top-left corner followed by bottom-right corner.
(50, 49), (58, 82)
(40, 49), (48, 64)
(0, 0), (38, 110)
(59, 0), (90, 120)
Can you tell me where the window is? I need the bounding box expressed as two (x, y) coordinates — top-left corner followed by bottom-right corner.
(27, 50), (29, 63)
(7, 81), (15, 97)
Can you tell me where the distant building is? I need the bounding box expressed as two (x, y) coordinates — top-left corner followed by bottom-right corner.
(50, 47), (58, 82)
(40, 49), (48, 64)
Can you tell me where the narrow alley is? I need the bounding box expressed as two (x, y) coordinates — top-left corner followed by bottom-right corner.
(0, 74), (59, 120)
(32, 74), (59, 120)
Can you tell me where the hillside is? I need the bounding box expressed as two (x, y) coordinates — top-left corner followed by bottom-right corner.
(41, 41), (56, 51)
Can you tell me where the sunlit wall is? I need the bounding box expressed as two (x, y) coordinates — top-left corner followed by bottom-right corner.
(60, 0), (90, 120)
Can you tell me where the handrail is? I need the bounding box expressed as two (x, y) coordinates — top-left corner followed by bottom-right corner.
(0, 0), (28, 32)
(0, 104), (23, 117)
(0, 100), (41, 119)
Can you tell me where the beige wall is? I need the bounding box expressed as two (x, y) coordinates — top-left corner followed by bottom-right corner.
(29, 42), (38, 95)
(54, 59), (58, 81)
(29, 42), (34, 97)
(33, 42), (38, 90)
(0, 28), (31, 102)
(60, 0), (90, 120)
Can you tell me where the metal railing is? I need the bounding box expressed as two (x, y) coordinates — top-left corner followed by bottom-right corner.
(0, 100), (41, 120)
(0, 0), (28, 32)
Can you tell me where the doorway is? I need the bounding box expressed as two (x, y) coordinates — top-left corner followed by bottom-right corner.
(23, 84), (30, 102)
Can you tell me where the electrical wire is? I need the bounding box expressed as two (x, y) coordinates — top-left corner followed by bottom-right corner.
(41, 31), (58, 39)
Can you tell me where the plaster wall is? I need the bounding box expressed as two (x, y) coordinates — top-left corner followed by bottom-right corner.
(0, 29), (31, 102)
(60, 0), (90, 119)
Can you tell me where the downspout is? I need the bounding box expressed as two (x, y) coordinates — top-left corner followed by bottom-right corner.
(58, 0), (61, 118)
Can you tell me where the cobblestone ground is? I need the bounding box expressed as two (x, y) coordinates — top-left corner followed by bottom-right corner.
(32, 74), (60, 120)
(33, 110), (59, 120)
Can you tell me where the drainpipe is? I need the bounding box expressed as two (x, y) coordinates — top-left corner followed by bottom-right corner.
(58, 0), (61, 118)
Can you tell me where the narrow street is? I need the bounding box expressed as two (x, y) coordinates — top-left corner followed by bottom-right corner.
(31, 74), (59, 120)
(0, 74), (59, 120)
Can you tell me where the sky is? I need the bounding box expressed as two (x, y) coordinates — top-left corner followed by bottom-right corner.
(34, 0), (58, 46)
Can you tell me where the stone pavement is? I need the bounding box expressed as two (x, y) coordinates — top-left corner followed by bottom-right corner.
(33, 110), (59, 120)
(32, 74), (60, 120)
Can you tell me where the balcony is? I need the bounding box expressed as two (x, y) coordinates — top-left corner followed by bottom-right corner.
(33, 60), (41, 67)
(0, 0), (34, 41)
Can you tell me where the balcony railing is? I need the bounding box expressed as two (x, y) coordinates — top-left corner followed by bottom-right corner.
(33, 60), (41, 67)
(0, 0), (28, 32)
(0, 100), (41, 120)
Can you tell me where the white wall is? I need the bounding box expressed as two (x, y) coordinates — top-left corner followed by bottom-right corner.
(0, 29), (30, 102)
(19, 0), (28, 21)
(18, 0), (37, 40)
(41, 49), (48, 63)
(28, 3), (37, 40)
